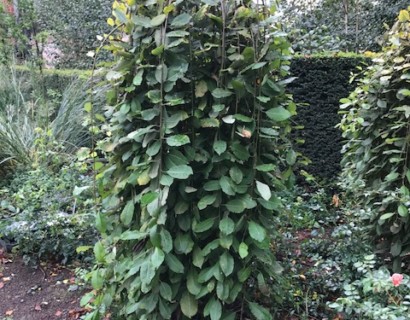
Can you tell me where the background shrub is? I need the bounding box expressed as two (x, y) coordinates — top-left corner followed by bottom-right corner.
(289, 54), (369, 184)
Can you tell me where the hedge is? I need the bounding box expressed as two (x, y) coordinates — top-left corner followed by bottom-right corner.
(288, 53), (370, 184)
(13, 65), (91, 96)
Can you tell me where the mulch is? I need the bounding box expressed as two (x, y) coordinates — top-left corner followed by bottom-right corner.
(0, 255), (89, 320)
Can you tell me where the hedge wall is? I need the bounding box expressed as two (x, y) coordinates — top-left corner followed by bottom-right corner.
(289, 55), (370, 184)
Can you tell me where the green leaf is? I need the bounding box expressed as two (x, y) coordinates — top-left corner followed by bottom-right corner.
(239, 242), (249, 258)
(76, 246), (92, 254)
(198, 194), (217, 210)
(160, 229), (173, 253)
(187, 270), (202, 295)
(171, 13), (192, 28)
(73, 185), (90, 197)
(248, 221), (266, 242)
(120, 230), (148, 240)
(91, 270), (104, 290)
(248, 302), (272, 320)
(220, 176), (235, 196)
(380, 212), (394, 221)
(166, 135), (190, 147)
(194, 218), (216, 233)
(94, 241), (105, 263)
(219, 217), (235, 235)
(255, 164), (276, 172)
(167, 165), (193, 179)
(226, 199), (245, 213)
(133, 69), (144, 86)
(219, 252), (234, 276)
(132, 15), (151, 28)
(180, 292), (198, 318)
(266, 107), (291, 122)
(151, 247), (165, 269)
(229, 167), (243, 184)
(160, 282), (173, 301)
(398, 204), (408, 217)
(120, 201), (135, 226)
(113, 8), (128, 24)
(165, 253), (184, 273)
(151, 14), (166, 27)
(256, 181), (271, 201)
(175, 234), (194, 254)
(213, 140), (227, 155)
(212, 88), (233, 98)
(204, 298), (222, 320)
(195, 80), (208, 97)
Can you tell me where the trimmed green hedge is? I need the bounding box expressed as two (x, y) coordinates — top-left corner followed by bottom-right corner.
(13, 65), (91, 96)
(289, 54), (370, 184)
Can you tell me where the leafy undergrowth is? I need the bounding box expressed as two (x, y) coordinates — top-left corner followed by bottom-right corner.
(275, 188), (410, 320)
(275, 188), (371, 319)
(0, 254), (89, 320)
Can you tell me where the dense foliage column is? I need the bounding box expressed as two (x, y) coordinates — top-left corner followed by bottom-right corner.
(340, 8), (410, 271)
(87, 0), (296, 319)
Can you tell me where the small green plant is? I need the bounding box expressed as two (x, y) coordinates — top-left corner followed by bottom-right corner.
(0, 136), (97, 265)
(329, 268), (410, 319)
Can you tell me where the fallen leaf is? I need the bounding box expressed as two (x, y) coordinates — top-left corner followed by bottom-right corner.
(55, 310), (63, 317)
(0, 282), (4, 289)
(34, 304), (42, 311)
(5, 310), (14, 316)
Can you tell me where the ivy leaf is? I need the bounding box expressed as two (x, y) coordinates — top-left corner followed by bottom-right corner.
(171, 13), (192, 28)
(180, 292), (198, 318)
(120, 201), (135, 226)
(166, 135), (190, 146)
(248, 221), (266, 242)
(204, 298), (222, 320)
(159, 282), (173, 301)
(266, 107), (291, 122)
(225, 199), (245, 213)
(220, 176), (235, 196)
(219, 252), (234, 276)
(165, 253), (184, 273)
(167, 165), (193, 179)
(194, 218), (216, 233)
(219, 217), (235, 235)
(213, 140), (227, 155)
(229, 167), (243, 184)
(198, 194), (217, 210)
(151, 247), (165, 269)
(256, 181), (271, 200)
(239, 242), (249, 258)
(212, 88), (233, 98)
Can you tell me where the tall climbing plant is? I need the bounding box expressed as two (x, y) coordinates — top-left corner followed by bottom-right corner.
(340, 8), (410, 271)
(86, 0), (296, 319)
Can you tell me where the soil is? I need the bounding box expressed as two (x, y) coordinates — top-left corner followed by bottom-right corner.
(0, 255), (89, 320)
